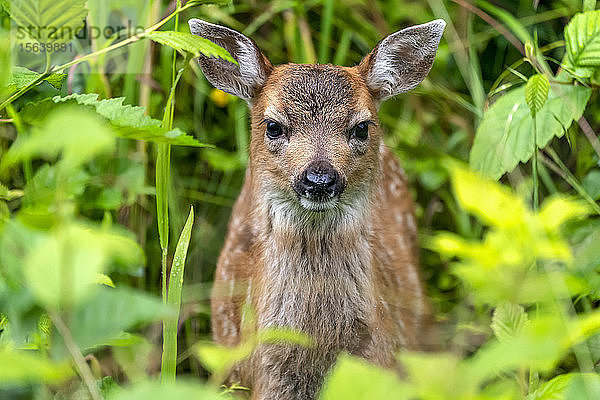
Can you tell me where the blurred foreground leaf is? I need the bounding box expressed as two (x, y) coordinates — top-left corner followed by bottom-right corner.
(0, 347), (72, 386)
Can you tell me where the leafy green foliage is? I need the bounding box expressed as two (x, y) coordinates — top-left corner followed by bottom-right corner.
(6, 66), (65, 93)
(525, 74), (549, 118)
(2, 0), (87, 44)
(563, 11), (600, 78)
(1, 1), (600, 399)
(320, 354), (407, 400)
(0, 348), (73, 385)
(1, 107), (115, 172)
(491, 302), (529, 343)
(52, 94), (210, 147)
(470, 84), (591, 179)
(147, 31), (236, 62)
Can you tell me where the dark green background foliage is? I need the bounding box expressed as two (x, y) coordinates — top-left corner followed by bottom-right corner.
(1, 0), (600, 399)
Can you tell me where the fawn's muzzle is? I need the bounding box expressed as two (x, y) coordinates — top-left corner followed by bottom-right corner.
(295, 161), (345, 201)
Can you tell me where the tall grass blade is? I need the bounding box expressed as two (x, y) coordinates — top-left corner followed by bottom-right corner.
(161, 206), (194, 383)
(318, 0), (335, 63)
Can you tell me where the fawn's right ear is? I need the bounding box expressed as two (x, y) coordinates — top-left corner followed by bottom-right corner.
(189, 19), (273, 103)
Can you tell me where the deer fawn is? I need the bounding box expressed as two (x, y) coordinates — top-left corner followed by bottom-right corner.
(190, 18), (445, 400)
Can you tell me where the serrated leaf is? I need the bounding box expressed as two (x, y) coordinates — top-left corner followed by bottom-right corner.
(2, 0), (87, 44)
(525, 74), (549, 117)
(470, 84), (591, 179)
(53, 94), (159, 128)
(564, 10), (600, 78)
(491, 302), (529, 343)
(50, 94), (211, 147)
(146, 31), (236, 63)
(6, 66), (65, 93)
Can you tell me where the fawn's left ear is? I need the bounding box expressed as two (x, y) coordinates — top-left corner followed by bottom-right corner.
(189, 19), (273, 103)
(358, 19), (445, 102)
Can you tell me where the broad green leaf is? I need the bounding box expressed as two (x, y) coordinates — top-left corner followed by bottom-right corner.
(23, 223), (143, 309)
(398, 352), (479, 400)
(2, 0), (87, 44)
(539, 196), (589, 232)
(447, 162), (529, 228)
(67, 287), (170, 353)
(565, 373), (600, 399)
(162, 206), (194, 382)
(525, 74), (549, 118)
(320, 354), (408, 400)
(491, 302), (528, 343)
(107, 379), (223, 400)
(53, 94), (159, 128)
(0, 108), (115, 173)
(0, 348), (72, 385)
(564, 11), (600, 78)
(6, 66), (65, 93)
(526, 373), (572, 400)
(470, 84), (591, 179)
(51, 94), (211, 147)
(146, 31), (236, 63)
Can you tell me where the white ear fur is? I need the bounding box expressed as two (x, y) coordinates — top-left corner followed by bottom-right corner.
(360, 19), (445, 101)
(188, 19), (272, 102)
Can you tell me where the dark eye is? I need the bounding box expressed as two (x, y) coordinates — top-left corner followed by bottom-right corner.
(352, 121), (370, 140)
(266, 120), (284, 139)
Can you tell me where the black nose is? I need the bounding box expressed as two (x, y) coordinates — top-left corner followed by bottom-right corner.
(296, 161), (344, 200)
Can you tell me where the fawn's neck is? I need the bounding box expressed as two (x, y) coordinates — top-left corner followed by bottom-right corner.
(253, 178), (379, 348)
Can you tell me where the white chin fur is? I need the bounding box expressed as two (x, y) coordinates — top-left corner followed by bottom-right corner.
(299, 197), (338, 212)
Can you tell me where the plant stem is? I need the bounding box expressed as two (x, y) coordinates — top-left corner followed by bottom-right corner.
(532, 115), (539, 211)
(577, 116), (600, 160)
(539, 150), (600, 215)
(50, 312), (102, 400)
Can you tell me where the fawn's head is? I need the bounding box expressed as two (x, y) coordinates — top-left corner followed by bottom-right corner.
(190, 19), (444, 215)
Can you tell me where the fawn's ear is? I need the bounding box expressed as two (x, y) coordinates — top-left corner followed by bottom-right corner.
(358, 19), (445, 102)
(189, 19), (273, 103)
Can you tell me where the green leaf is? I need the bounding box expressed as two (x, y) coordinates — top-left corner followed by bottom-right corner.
(0, 107), (115, 173)
(23, 222), (143, 309)
(582, 170), (600, 201)
(146, 31), (236, 63)
(525, 74), (549, 118)
(52, 94), (211, 147)
(2, 0), (88, 44)
(320, 354), (408, 400)
(0, 348), (72, 386)
(107, 380), (223, 400)
(6, 66), (65, 93)
(469, 84), (591, 179)
(525, 373), (572, 400)
(564, 11), (600, 78)
(161, 206), (194, 382)
(67, 287), (171, 353)
(491, 302), (529, 343)
(446, 162), (529, 229)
